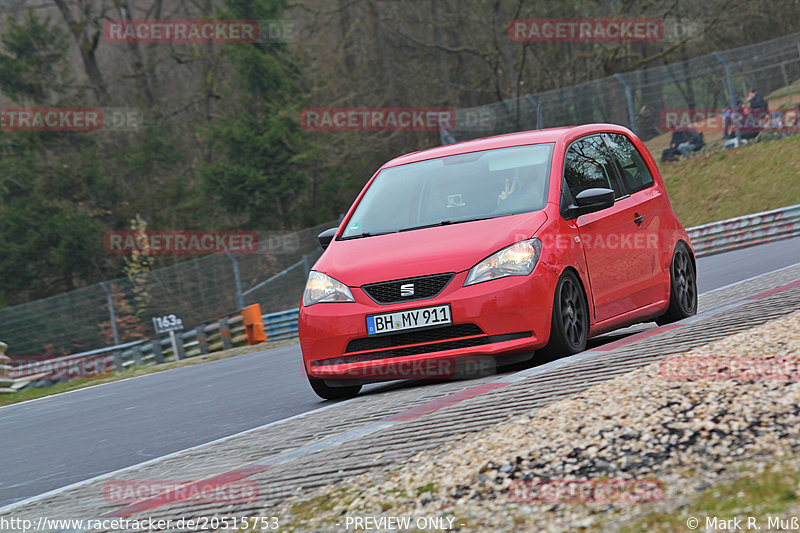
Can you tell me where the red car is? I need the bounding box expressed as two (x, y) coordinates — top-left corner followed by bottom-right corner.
(300, 124), (697, 399)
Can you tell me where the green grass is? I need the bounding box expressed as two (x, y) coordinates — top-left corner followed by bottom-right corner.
(766, 78), (800, 109)
(659, 134), (800, 227)
(416, 482), (438, 496)
(287, 487), (356, 522)
(0, 338), (299, 408)
(617, 459), (800, 532)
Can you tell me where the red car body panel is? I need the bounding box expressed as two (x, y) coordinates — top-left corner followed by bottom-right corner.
(316, 211), (549, 286)
(300, 124), (692, 383)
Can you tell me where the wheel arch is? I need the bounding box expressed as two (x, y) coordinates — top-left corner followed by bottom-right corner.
(674, 238), (697, 274)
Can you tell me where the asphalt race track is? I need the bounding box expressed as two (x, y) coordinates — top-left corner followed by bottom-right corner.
(0, 237), (798, 509)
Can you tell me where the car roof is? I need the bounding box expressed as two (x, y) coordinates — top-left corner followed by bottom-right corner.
(382, 123), (633, 168)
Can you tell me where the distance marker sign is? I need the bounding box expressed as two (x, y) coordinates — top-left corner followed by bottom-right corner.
(152, 314), (184, 335)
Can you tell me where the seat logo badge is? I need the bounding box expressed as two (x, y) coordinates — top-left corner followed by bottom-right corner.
(401, 283), (415, 297)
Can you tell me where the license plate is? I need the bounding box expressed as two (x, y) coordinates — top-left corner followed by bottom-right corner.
(366, 304), (452, 336)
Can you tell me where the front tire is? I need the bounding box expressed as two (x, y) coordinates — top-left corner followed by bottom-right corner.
(657, 242), (697, 325)
(542, 270), (589, 359)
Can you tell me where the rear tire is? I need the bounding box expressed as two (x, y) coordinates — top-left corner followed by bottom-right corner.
(657, 242), (697, 325)
(307, 375), (362, 400)
(541, 270), (589, 359)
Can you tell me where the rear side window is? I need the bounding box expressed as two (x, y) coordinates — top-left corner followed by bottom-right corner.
(563, 135), (624, 201)
(605, 133), (654, 193)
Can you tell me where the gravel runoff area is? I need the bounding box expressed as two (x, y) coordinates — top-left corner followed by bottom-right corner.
(266, 311), (800, 532)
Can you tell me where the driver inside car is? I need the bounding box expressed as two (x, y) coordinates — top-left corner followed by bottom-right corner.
(496, 163), (547, 213)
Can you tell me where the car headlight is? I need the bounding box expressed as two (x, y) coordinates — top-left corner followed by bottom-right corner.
(303, 271), (355, 306)
(464, 238), (541, 286)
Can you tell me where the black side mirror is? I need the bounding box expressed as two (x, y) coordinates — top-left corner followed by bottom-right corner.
(566, 188), (615, 219)
(318, 227), (338, 250)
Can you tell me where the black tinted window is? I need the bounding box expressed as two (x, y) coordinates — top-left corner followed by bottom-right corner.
(606, 133), (654, 193)
(563, 135), (622, 201)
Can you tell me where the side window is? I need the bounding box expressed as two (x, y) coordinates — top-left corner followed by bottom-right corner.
(563, 135), (623, 203)
(605, 133), (654, 193)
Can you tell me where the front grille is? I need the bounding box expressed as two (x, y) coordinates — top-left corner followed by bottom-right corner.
(314, 331), (532, 366)
(362, 273), (454, 304)
(346, 324), (484, 353)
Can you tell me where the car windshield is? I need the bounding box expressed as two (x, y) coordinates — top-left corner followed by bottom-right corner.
(341, 143), (554, 239)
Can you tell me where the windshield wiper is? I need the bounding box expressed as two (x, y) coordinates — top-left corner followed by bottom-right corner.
(399, 217), (492, 232)
(399, 220), (453, 232)
(339, 231), (397, 240)
(344, 217), (494, 238)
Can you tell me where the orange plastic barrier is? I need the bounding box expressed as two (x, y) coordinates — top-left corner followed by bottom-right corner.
(241, 304), (267, 345)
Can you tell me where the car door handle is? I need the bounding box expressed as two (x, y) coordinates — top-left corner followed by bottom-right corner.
(634, 214), (644, 224)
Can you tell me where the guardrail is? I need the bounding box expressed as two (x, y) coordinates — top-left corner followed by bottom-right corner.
(1, 341), (145, 391)
(108, 308), (299, 372)
(687, 204), (800, 257)
(1, 308), (299, 391)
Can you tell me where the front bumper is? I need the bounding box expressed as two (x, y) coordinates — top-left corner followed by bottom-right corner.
(300, 267), (557, 382)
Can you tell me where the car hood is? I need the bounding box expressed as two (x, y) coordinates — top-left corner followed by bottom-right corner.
(315, 211), (548, 286)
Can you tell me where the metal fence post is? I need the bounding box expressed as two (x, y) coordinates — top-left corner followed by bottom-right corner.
(614, 74), (637, 133)
(113, 351), (124, 372)
(133, 345), (143, 366)
(713, 51), (737, 111)
(219, 318), (233, 350)
(196, 325), (208, 355)
(525, 95), (542, 129)
(780, 62), (792, 105)
(176, 338), (186, 360)
(151, 338), (163, 364)
(99, 282), (120, 346)
(713, 51), (740, 143)
(226, 252), (245, 311)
